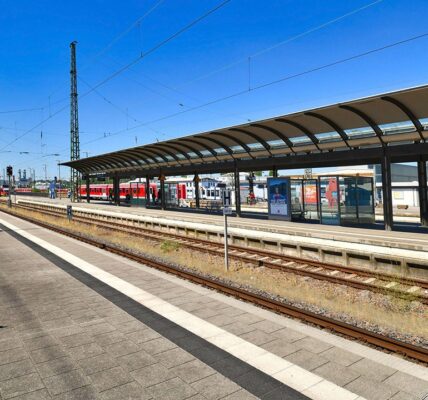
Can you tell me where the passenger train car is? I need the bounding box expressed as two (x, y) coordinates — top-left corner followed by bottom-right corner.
(79, 180), (227, 203)
(79, 182), (159, 201)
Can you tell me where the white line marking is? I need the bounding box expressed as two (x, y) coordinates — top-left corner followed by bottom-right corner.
(0, 217), (364, 400)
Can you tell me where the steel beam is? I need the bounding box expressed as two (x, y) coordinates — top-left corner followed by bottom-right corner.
(212, 132), (255, 158)
(381, 96), (425, 142)
(381, 154), (393, 230)
(275, 118), (321, 151)
(160, 179), (166, 210)
(145, 176), (150, 208)
(228, 128), (272, 155)
(249, 123), (295, 153)
(234, 166), (241, 217)
(113, 174), (120, 206)
(194, 174), (200, 209)
(418, 160), (428, 226)
(180, 138), (218, 158)
(304, 112), (350, 147)
(339, 105), (384, 145)
(86, 175), (90, 203)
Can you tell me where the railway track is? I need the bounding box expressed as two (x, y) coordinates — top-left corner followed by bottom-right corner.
(10, 201), (428, 305)
(1, 206), (427, 364)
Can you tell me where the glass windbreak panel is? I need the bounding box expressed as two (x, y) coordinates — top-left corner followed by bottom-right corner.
(290, 180), (304, 220)
(319, 177), (340, 225)
(303, 179), (319, 220)
(340, 177), (358, 224)
(165, 183), (179, 207)
(357, 176), (375, 223)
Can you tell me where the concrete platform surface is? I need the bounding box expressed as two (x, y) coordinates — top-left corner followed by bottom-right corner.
(0, 211), (427, 400)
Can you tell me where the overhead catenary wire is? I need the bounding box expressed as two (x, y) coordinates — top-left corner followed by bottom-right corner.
(77, 0), (231, 97)
(80, 30), (428, 146)
(174, 0), (385, 89)
(0, 0), (230, 153)
(0, 107), (44, 114)
(80, 0), (166, 71)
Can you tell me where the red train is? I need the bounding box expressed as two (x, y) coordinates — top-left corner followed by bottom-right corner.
(79, 182), (188, 202)
(80, 183), (158, 201)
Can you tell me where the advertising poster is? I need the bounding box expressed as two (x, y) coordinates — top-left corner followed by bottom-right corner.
(267, 177), (291, 220)
(303, 183), (317, 205)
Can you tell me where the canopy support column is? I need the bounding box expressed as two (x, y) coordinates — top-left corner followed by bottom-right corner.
(145, 176), (150, 208)
(160, 179), (166, 210)
(234, 166), (241, 217)
(418, 160), (428, 227)
(272, 167), (278, 178)
(86, 175), (90, 203)
(113, 175), (120, 206)
(381, 154), (393, 231)
(194, 174), (200, 209)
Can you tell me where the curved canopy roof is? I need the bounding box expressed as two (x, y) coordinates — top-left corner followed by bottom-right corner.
(63, 84), (428, 176)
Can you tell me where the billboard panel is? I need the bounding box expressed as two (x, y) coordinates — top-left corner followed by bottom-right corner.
(303, 184), (317, 204)
(267, 177), (291, 220)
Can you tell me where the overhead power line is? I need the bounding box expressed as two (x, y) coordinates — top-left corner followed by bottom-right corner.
(174, 0), (385, 89)
(82, 30), (428, 145)
(0, 107), (44, 114)
(77, 0), (231, 96)
(0, 0), (230, 152)
(81, 0), (166, 71)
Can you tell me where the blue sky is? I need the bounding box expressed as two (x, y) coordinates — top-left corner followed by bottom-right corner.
(1, 0), (428, 179)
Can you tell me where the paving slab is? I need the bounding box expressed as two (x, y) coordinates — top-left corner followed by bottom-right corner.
(345, 376), (399, 400)
(2, 211), (428, 400)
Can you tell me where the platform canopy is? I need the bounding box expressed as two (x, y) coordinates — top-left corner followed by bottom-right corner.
(62, 84), (428, 177)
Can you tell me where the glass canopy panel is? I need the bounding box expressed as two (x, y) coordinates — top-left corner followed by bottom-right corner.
(230, 145), (246, 153)
(315, 131), (341, 142)
(345, 127), (376, 139)
(420, 117), (428, 129)
(377, 121), (415, 135)
(289, 136), (312, 145)
(267, 139), (286, 147)
(247, 142), (265, 150)
(213, 147), (228, 155)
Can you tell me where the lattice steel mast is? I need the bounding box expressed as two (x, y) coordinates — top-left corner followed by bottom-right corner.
(70, 41), (80, 201)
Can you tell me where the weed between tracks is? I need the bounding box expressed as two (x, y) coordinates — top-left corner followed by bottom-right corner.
(2, 204), (427, 345)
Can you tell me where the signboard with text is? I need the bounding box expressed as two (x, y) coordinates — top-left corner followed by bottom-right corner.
(267, 177), (291, 220)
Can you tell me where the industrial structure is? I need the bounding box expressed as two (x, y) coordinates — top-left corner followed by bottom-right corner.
(69, 41), (80, 202)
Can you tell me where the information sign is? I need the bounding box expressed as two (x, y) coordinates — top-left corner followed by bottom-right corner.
(267, 177), (291, 220)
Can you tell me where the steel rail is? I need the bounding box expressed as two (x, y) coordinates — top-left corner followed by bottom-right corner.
(11, 202), (428, 304)
(1, 206), (427, 364)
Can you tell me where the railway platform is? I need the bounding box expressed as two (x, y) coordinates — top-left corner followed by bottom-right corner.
(0, 211), (427, 400)
(11, 196), (428, 278)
